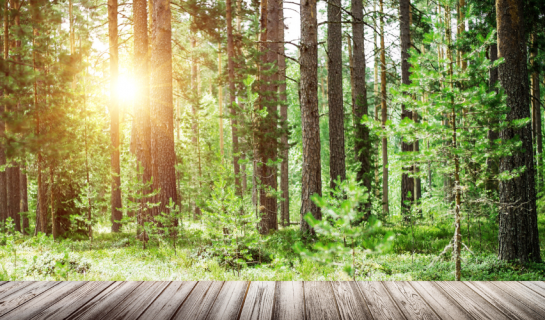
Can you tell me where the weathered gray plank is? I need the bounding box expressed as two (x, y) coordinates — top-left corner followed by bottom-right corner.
(65, 281), (142, 320)
(30, 282), (114, 320)
(409, 282), (472, 320)
(519, 281), (545, 297)
(137, 281), (197, 320)
(492, 281), (545, 315)
(0, 281), (86, 320)
(207, 281), (248, 320)
(0, 282), (34, 299)
(383, 281), (439, 320)
(463, 282), (540, 320)
(0, 282), (59, 317)
(272, 281), (304, 320)
(357, 282), (406, 320)
(304, 282), (341, 320)
(0, 283), (5, 287)
(436, 282), (508, 320)
(331, 281), (373, 320)
(106, 281), (170, 320)
(172, 281), (223, 320)
(239, 281), (275, 320)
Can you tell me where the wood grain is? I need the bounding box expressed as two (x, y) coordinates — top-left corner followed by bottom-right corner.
(0, 281), (86, 320)
(436, 281), (508, 320)
(519, 281), (545, 297)
(172, 281), (223, 320)
(383, 281), (439, 320)
(239, 281), (275, 320)
(271, 281), (304, 320)
(304, 282), (340, 320)
(492, 281), (545, 315)
(357, 282), (406, 320)
(137, 281), (197, 320)
(207, 281), (248, 320)
(30, 282), (114, 320)
(0, 281), (59, 317)
(330, 281), (373, 320)
(464, 281), (540, 320)
(105, 281), (170, 320)
(65, 281), (142, 320)
(0, 282), (34, 299)
(409, 282), (472, 320)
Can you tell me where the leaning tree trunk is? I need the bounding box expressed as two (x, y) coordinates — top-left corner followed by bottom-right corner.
(328, 0), (346, 190)
(299, 0), (321, 237)
(279, 1), (289, 227)
(496, 0), (541, 263)
(150, 0), (177, 215)
(108, 0), (122, 232)
(380, 0), (389, 215)
(400, 0), (414, 217)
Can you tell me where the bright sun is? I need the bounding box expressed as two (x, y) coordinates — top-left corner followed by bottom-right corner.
(117, 74), (136, 101)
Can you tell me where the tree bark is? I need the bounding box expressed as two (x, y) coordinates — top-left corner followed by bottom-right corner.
(486, 42), (499, 192)
(279, 2), (289, 227)
(380, 0), (389, 215)
(299, 0), (321, 236)
(20, 167), (28, 234)
(496, 0), (541, 263)
(108, 0), (122, 232)
(218, 45), (224, 158)
(190, 38), (201, 218)
(328, 0), (345, 190)
(530, 34), (541, 186)
(150, 0), (177, 215)
(0, 0), (8, 230)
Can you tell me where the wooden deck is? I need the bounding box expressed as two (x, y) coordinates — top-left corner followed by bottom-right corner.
(0, 281), (545, 320)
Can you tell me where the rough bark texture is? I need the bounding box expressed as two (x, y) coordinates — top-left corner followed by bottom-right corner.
(279, 3), (289, 227)
(20, 168), (28, 234)
(530, 35), (542, 182)
(299, 0), (321, 236)
(328, 0), (345, 189)
(0, 0), (7, 229)
(133, 0), (152, 231)
(486, 43), (499, 192)
(6, 166), (20, 231)
(496, 0), (541, 263)
(380, 0), (389, 215)
(150, 0), (177, 215)
(352, 0), (370, 207)
(400, 0), (414, 216)
(108, 0), (122, 232)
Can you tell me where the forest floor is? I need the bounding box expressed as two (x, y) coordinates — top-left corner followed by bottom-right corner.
(1, 215), (545, 281)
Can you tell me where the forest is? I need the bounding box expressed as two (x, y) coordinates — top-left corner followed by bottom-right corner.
(0, 0), (544, 282)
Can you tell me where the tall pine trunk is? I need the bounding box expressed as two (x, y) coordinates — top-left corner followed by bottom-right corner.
(299, 0), (321, 236)
(20, 167), (28, 234)
(530, 35), (541, 186)
(0, 0), (8, 231)
(496, 0), (541, 263)
(279, 2), (289, 227)
(150, 0), (177, 215)
(108, 0), (122, 232)
(328, 0), (345, 189)
(380, 0), (389, 215)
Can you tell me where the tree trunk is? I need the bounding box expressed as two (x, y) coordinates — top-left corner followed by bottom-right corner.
(190, 38), (201, 218)
(0, 0), (8, 231)
(496, 0), (541, 263)
(134, 0), (152, 233)
(108, 0), (122, 232)
(20, 167), (28, 234)
(50, 167), (57, 239)
(400, 0), (414, 217)
(150, 0), (177, 215)
(299, 0), (321, 237)
(6, 166), (20, 231)
(374, 1), (380, 199)
(530, 35), (541, 186)
(328, 0), (345, 190)
(352, 0), (370, 212)
(279, 2), (289, 227)
(380, 0), (389, 215)
(218, 45), (224, 158)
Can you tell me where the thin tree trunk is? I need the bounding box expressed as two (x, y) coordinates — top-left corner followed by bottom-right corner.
(380, 0), (389, 215)
(190, 38), (200, 219)
(108, 0), (122, 232)
(299, 0), (321, 237)
(0, 0), (8, 231)
(374, 1), (380, 199)
(279, 1), (289, 227)
(20, 167), (28, 234)
(328, 0), (345, 190)
(50, 166), (57, 239)
(530, 34), (541, 186)
(218, 45), (224, 158)
(496, 0), (541, 263)
(150, 0), (178, 215)
(227, 0), (241, 195)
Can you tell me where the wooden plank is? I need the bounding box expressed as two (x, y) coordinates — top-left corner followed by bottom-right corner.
(304, 282), (340, 320)
(0, 281), (86, 320)
(271, 281), (304, 320)
(357, 282), (406, 320)
(383, 282), (439, 320)
(0, 282), (34, 299)
(239, 281), (275, 320)
(207, 281), (248, 320)
(106, 281), (170, 320)
(491, 281), (545, 315)
(464, 282), (540, 320)
(409, 282), (472, 320)
(519, 281), (545, 297)
(30, 282), (114, 320)
(331, 281), (373, 320)
(436, 282), (509, 320)
(172, 281), (223, 320)
(0, 283), (5, 287)
(0, 282), (59, 317)
(137, 281), (197, 320)
(65, 281), (142, 320)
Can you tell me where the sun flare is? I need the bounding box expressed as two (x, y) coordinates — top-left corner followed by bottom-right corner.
(117, 74), (136, 101)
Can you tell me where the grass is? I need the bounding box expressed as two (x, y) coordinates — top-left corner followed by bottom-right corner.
(1, 214), (544, 282)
